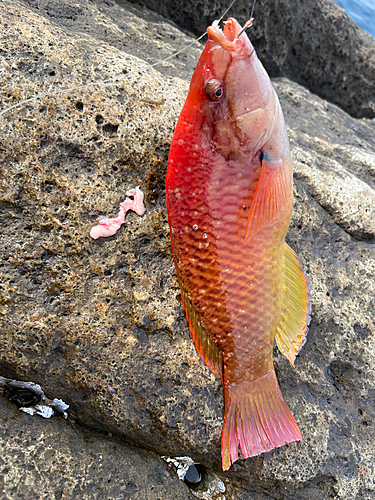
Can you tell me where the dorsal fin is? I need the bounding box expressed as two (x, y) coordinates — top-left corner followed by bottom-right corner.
(275, 244), (311, 366)
(175, 266), (223, 382)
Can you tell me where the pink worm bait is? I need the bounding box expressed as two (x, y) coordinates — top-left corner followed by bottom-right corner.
(90, 186), (145, 239)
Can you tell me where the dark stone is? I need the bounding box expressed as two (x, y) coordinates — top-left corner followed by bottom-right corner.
(4, 380), (44, 408)
(184, 463), (204, 487)
(0, 394), (194, 499)
(126, 0), (375, 118)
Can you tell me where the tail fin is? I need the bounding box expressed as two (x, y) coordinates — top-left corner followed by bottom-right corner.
(221, 370), (301, 470)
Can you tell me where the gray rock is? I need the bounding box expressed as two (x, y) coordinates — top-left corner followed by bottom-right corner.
(0, 394), (194, 499)
(0, 0), (374, 499)
(128, 0), (375, 119)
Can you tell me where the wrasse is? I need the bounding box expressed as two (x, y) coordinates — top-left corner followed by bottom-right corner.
(166, 18), (310, 470)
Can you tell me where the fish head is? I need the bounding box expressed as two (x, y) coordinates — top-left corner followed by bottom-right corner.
(184, 18), (278, 158)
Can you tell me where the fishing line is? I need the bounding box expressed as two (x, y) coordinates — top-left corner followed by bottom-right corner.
(0, 38), (205, 118)
(217, 0), (238, 24)
(0, 0), (239, 119)
(249, 0), (257, 21)
(236, 0), (257, 39)
(236, 18), (253, 39)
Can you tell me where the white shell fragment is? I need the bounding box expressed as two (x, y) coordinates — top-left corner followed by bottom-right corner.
(7, 380), (45, 399)
(162, 456), (195, 480)
(162, 456), (226, 499)
(20, 407), (37, 416)
(2, 377), (69, 420)
(35, 405), (54, 419)
(51, 398), (69, 412)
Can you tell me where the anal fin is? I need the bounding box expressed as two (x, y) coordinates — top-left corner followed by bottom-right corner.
(276, 244), (311, 366)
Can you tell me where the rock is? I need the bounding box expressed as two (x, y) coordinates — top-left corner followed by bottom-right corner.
(0, 0), (374, 499)
(1, 0), (222, 466)
(129, 0), (375, 119)
(0, 391), (195, 499)
(225, 79), (375, 499)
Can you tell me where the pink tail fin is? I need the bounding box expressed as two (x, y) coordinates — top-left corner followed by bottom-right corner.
(221, 370), (301, 470)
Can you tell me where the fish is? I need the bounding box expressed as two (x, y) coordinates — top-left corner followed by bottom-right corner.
(165, 17), (311, 470)
(0, 3), (310, 470)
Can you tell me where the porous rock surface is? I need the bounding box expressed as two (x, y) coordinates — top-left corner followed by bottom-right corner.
(0, 391), (194, 499)
(129, 0), (375, 119)
(0, 0), (374, 499)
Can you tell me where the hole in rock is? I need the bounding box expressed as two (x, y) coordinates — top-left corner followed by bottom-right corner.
(95, 114), (104, 125)
(4, 383), (43, 408)
(184, 464), (205, 488)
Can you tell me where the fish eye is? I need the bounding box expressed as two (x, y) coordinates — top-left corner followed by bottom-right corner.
(205, 79), (225, 102)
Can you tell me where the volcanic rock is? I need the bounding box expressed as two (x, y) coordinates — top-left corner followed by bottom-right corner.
(0, 0), (374, 499)
(129, 0), (375, 118)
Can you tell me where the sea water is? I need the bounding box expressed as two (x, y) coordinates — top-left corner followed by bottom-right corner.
(335, 0), (375, 38)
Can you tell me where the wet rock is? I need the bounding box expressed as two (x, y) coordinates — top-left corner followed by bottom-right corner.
(4, 380), (45, 407)
(1, 375), (70, 418)
(0, 0), (374, 499)
(129, 0), (375, 118)
(0, 394), (194, 499)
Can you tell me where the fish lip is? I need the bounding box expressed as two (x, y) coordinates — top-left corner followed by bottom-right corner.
(207, 18), (253, 56)
(207, 20), (235, 50)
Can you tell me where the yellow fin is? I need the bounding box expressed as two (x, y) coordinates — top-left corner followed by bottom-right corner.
(276, 244), (311, 366)
(175, 266), (223, 382)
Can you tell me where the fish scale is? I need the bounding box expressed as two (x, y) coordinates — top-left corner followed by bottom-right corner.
(174, 203), (285, 371)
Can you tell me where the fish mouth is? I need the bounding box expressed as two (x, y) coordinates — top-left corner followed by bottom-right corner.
(207, 18), (252, 54)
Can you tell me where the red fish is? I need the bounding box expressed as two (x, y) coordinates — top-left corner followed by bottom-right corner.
(165, 18), (310, 470)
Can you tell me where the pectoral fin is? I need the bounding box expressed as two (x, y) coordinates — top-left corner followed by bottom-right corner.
(175, 265), (223, 382)
(245, 152), (288, 241)
(276, 244), (311, 366)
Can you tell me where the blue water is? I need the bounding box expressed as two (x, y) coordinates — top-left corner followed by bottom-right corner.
(335, 0), (375, 38)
